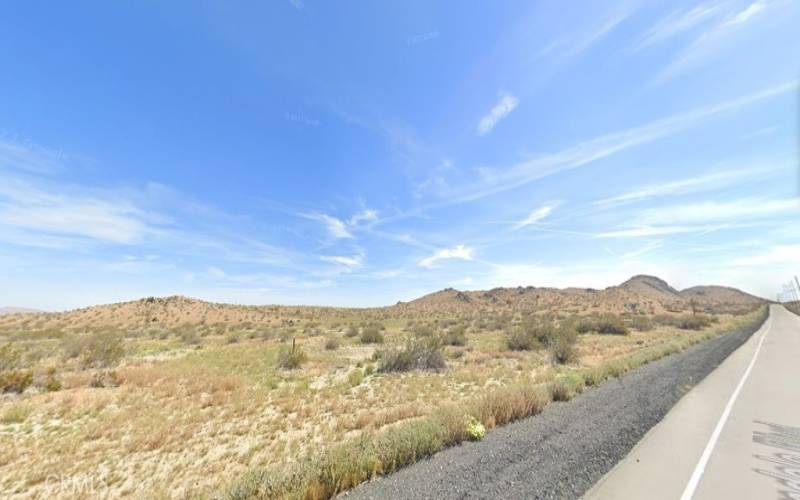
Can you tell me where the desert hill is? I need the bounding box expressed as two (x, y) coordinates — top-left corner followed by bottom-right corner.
(391, 275), (762, 316)
(679, 285), (766, 305)
(0, 275), (764, 333)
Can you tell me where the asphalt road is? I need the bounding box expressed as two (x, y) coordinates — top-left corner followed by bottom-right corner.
(344, 309), (769, 500)
(586, 305), (800, 500)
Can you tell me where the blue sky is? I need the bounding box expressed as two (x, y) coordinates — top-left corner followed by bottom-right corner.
(1, 0), (798, 310)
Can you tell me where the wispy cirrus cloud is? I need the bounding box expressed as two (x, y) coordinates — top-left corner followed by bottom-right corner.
(513, 203), (559, 229)
(419, 244), (474, 268)
(635, 197), (799, 225)
(477, 93), (519, 135)
(302, 212), (353, 239)
(302, 207), (380, 240)
(425, 81), (796, 208)
(0, 174), (163, 245)
(620, 240), (663, 259)
(349, 209), (379, 226)
(634, 4), (720, 50)
(593, 165), (782, 206)
(320, 254), (363, 269)
(654, 0), (778, 83)
(596, 225), (715, 239)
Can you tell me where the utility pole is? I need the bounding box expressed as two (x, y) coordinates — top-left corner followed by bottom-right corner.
(793, 276), (800, 303)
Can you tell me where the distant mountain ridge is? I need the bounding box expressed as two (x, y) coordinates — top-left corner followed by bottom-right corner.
(392, 275), (764, 315)
(0, 275), (765, 332)
(0, 307), (42, 315)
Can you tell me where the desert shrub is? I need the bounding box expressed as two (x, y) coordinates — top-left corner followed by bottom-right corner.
(347, 369), (364, 387)
(0, 370), (33, 393)
(225, 333), (240, 344)
(359, 326), (384, 344)
(441, 329), (467, 346)
(654, 314), (714, 330)
(548, 379), (570, 401)
(43, 373), (63, 392)
(449, 349), (465, 359)
(78, 331), (125, 368)
(0, 343), (22, 372)
(277, 341), (307, 370)
(549, 326), (578, 364)
(506, 328), (538, 351)
(576, 314), (628, 335)
(324, 338), (340, 350)
(674, 314), (714, 330)
(627, 315), (655, 331)
(90, 370), (121, 388)
(412, 324), (435, 337)
(1, 404), (31, 424)
(345, 325), (359, 337)
(179, 329), (202, 345)
(529, 321), (560, 345)
(464, 416), (485, 441)
(377, 338), (445, 373)
(474, 383), (550, 428)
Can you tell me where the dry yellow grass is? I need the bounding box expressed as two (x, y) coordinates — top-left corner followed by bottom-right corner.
(0, 303), (763, 498)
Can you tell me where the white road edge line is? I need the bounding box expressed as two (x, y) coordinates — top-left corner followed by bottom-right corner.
(679, 310), (774, 500)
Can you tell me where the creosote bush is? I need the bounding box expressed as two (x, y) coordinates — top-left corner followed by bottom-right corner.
(359, 326), (384, 344)
(441, 328), (467, 347)
(324, 338), (340, 351)
(277, 339), (307, 370)
(377, 338), (445, 373)
(505, 328), (539, 351)
(62, 331), (125, 368)
(576, 314), (629, 335)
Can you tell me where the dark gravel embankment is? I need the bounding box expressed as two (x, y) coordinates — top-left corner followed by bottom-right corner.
(344, 314), (768, 500)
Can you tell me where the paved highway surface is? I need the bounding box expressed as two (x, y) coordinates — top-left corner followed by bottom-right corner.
(587, 305), (799, 500)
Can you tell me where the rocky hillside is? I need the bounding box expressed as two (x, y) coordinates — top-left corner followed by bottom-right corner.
(0, 275), (765, 333)
(391, 275), (763, 316)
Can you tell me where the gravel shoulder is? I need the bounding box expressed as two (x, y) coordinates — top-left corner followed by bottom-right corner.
(343, 315), (768, 500)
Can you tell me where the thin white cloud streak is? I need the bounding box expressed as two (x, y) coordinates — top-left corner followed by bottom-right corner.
(419, 244), (474, 268)
(0, 137), (65, 174)
(654, 0), (775, 83)
(302, 212), (353, 239)
(620, 240), (663, 259)
(320, 254), (363, 269)
(595, 225), (718, 239)
(636, 198), (799, 225)
(0, 175), (159, 244)
(349, 209), (379, 226)
(513, 203), (559, 229)
(477, 94), (519, 135)
(594, 165), (783, 206)
(420, 80), (796, 209)
(634, 4), (720, 50)
(564, 12), (628, 58)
